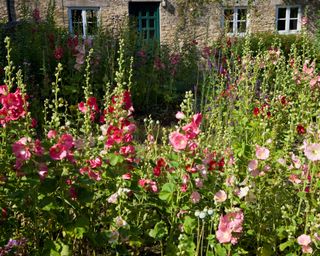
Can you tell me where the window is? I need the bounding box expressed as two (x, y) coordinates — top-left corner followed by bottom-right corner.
(276, 6), (301, 33)
(129, 2), (160, 43)
(68, 8), (99, 37)
(223, 8), (247, 35)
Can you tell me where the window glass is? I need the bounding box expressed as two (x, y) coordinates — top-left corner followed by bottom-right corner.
(289, 20), (298, 30)
(86, 10), (98, 35)
(277, 20), (286, 30)
(278, 8), (286, 19)
(237, 21), (246, 33)
(71, 10), (83, 35)
(238, 9), (247, 21)
(290, 7), (299, 18)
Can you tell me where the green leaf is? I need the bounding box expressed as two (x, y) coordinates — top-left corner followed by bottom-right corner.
(148, 221), (168, 240)
(159, 182), (175, 202)
(279, 240), (294, 251)
(183, 216), (196, 235)
(50, 249), (60, 256)
(109, 154), (123, 166)
(214, 244), (227, 256)
(42, 202), (58, 211)
(61, 244), (70, 256)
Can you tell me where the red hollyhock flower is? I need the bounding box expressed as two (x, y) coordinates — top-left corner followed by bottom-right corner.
(297, 124), (306, 134)
(54, 46), (64, 60)
(253, 107), (260, 116)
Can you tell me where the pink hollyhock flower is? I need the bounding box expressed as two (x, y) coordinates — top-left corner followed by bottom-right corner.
(216, 229), (232, 244)
(190, 191), (201, 204)
(216, 210), (244, 244)
(302, 245), (313, 254)
(33, 139), (44, 156)
(107, 192), (119, 204)
(248, 159), (258, 171)
(255, 145), (270, 160)
(122, 173), (132, 180)
(192, 113), (202, 127)
(214, 190), (227, 203)
(49, 144), (67, 160)
(78, 102), (87, 113)
(12, 137), (31, 161)
(119, 145), (135, 155)
(169, 131), (188, 151)
(195, 178), (203, 188)
(89, 157), (102, 168)
(58, 134), (74, 150)
(175, 111), (185, 120)
(47, 130), (57, 139)
(297, 234), (312, 246)
(88, 169), (101, 181)
(304, 143), (320, 161)
(180, 184), (188, 192)
(115, 216), (127, 227)
(38, 163), (48, 181)
(302, 16), (308, 25)
(0, 84), (8, 95)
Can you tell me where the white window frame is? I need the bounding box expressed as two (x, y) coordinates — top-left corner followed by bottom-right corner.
(276, 6), (301, 34)
(222, 7), (248, 36)
(68, 7), (100, 38)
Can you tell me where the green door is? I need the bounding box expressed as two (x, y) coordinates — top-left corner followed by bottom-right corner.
(129, 2), (160, 43)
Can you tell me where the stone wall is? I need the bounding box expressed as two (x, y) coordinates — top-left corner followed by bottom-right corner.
(1, 0), (319, 44)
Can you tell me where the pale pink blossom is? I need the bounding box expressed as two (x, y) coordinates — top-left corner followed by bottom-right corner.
(304, 143), (320, 161)
(107, 192), (119, 204)
(248, 159), (258, 171)
(216, 229), (232, 243)
(288, 174), (302, 184)
(47, 130), (57, 139)
(238, 186), (249, 199)
(302, 245), (313, 254)
(297, 234), (312, 246)
(169, 131), (188, 151)
(190, 191), (201, 204)
(214, 190), (227, 203)
(175, 111), (185, 120)
(115, 216), (127, 227)
(195, 178), (203, 188)
(255, 145), (270, 160)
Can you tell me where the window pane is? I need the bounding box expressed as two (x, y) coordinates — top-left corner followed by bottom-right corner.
(238, 9), (247, 21)
(224, 9), (234, 21)
(289, 20), (298, 30)
(150, 19), (154, 28)
(142, 19), (146, 28)
(71, 10), (83, 35)
(86, 10), (98, 35)
(227, 22), (233, 33)
(141, 10), (146, 17)
(277, 8), (286, 19)
(149, 30), (155, 39)
(277, 20), (286, 31)
(290, 7), (299, 18)
(237, 21), (246, 33)
(149, 10), (155, 16)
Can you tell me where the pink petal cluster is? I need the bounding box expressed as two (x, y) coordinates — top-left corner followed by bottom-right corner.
(216, 210), (244, 244)
(78, 96), (99, 121)
(169, 113), (202, 151)
(138, 179), (158, 193)
(297, 234), (313, 254)
(190, 191), (201, 204)
(214, 190), (227, 203)
(304, 143), (320, 161)
(169, 131), (188, 151)
(49, 133), (74, 161)
(0, 85), (27, 126)
(255, 145), (270, 160)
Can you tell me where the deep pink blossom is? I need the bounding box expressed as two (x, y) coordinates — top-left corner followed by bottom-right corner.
(169, 131), (188, 151)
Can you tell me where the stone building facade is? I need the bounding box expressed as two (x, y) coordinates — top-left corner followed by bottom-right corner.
(1, 0), (319, 45)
